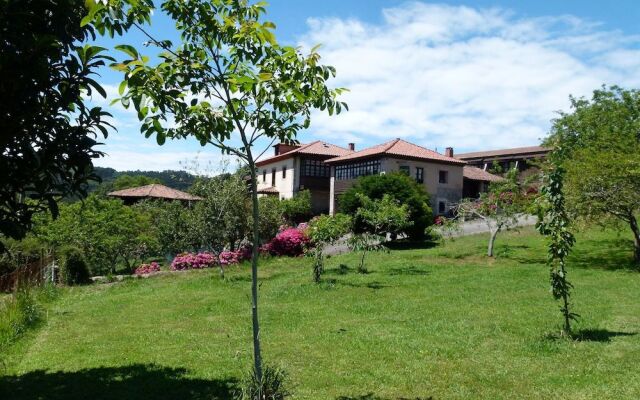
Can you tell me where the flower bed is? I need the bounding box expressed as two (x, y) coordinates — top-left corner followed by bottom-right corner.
(170, 252), (218, 271)
(135, 261), (161, 275)
(261, 227), (310, 257)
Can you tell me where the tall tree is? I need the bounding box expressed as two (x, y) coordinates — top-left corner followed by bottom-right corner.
(546, 86), (640, 265)
(0, 0), (129, 251)
(89, 0), (346, 385)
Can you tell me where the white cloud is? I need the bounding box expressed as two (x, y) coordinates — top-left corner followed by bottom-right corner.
(300, 2), (640, 152)
(93, 148), (237, 173)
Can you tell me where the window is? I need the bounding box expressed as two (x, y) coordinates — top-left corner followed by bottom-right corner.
(301, 159), (330, 177)
(439, 170), (448, 184)
(416, 167), (424, 184)
(335, 160), (381, 180)
(282, 166), (286, 179)
(399, 166), (410, 176)
(271, 168), (276, 186)
(262, 170), (266, 183)
(438, 201), (446, 214)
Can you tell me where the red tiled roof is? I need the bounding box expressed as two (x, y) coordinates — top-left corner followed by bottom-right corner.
(456, 146), (550, 160)
(325, 138), (466, 165)
(463, 166), (504, 182)
(108, 184), (203, 201)
(257, 186), (279, 195)
(256, 141), (352, 167)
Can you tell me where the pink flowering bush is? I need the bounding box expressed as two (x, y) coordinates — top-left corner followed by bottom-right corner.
(219, 250), (239, 266)
(135, 261), (161, 275)
(170, 252), (218, 271)
(262, 227), (310, 257)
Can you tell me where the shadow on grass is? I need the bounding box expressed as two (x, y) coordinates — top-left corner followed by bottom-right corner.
(387, 266), (430, 276)
(336, 280), (390, 290)
(573, 328), (637, 342)
(337, 394), (433, 400)
(568, 239), (639, 271)
(544, 328), (637, 343)
(385, 240), (439, 251)
(0, 364), (237, 400)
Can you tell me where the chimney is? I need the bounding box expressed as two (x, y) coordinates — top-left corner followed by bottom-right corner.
(445, 147), (454, 157)
(348, 143), (355, 151)
(274, 143), (300, 155)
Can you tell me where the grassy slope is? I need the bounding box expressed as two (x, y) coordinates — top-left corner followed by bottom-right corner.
(1, 227), (639, 399)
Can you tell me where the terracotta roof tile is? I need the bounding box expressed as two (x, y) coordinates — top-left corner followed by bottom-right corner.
(257, 186), (279, 194)
(256, 141), (353, 167)
(463, 166), (504, 182)
(456, 146), (550, 160)
(325, 138), (466, 165)
(108, 184), (202, 201)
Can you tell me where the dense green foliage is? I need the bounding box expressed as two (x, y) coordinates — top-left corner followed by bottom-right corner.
(0, 0), (120, 251)
(280, 190), (313, 225)
(2, 227), (639, 399)
(339, 173), (432, 239)
(35, 195), (158, 275)
(59, 247), (90, 286)
(545, 86), (640, 264)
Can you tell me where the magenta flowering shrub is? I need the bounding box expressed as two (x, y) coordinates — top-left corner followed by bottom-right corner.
(262, 227), (310, 257)
(170, 252), (218, 271)
(135, 261), (161, 275)
(219, 250), (239, 266)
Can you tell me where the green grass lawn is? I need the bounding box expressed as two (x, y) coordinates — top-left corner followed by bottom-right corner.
(1, 227), (640, 399)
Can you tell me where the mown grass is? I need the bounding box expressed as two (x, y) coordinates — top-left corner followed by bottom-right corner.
(1, 227), (639, 399)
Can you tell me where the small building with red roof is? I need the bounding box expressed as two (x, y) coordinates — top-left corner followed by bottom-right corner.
(325, 138), (466, 215)
(107, 184), (203, 205)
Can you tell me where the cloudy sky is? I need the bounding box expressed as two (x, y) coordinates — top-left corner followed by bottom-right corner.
(91, 0), (640, 171)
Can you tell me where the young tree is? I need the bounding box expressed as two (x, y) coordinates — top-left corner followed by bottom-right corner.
(456, 169), (524, 257)
(89, 0), (346, 384)
(306, 213), (352, 282)
(536, 149), (577, 335)
(546, 86), (640, 265)
(0, 0), (128, 251)
(348, 194), (410, 273)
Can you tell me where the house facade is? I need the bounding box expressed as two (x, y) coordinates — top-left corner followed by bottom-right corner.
(325, 139), (466, 216)
(255, 141), (354, 213)
(456, 146), (550, 181)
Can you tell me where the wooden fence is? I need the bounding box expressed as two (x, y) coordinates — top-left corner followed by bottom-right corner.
(0, 254), (54, 293)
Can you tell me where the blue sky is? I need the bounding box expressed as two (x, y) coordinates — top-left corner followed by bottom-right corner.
(91, 1), (640, 171)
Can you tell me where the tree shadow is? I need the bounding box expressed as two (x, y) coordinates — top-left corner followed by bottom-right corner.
(387, 266), (430, 276)
(573, 328), (637, 343)
(385, 240), (438, 251)
(568, 239), (639, 271)
(337, 280), (390, 290)
(337, 394), (433, 400)
(0, 364), (238, 400)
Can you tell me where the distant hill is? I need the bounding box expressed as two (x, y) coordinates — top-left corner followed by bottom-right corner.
(90, 167), (197, 193)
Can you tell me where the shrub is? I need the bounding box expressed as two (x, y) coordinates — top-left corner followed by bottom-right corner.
(236, 364), (290, 400)
(170, 252), (218, 271)
(59, 247), (90, 285)
(262, 228), (309, 257)
(281, 190), (312, 225)
(257, 196), (286, 243)
(219, 251), (240, 266)
(134, 262), (161, 275)
(339, 172), (432, 239)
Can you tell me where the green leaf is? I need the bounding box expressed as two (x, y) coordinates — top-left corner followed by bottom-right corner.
(258, 72), (272, 81)
(118, 81), (127, 96)
(80, 14), (93, 27)
(115, 44), (139, 59)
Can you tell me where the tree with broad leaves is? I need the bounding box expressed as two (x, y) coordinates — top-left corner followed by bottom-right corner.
(88, 0), (347, 385)
(0, 0), (124, 252)
(545, 86), (640, 266)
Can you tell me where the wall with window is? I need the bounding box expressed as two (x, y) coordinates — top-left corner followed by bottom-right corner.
(256, 157), (296, 199)
(381, 157), (463, 214)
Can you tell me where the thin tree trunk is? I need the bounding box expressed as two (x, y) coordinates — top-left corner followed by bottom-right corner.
(629, 214), (640, 264)
(487, 228), (499, 257)
(559, 260), (572, 335)
(359, 251), (367, 273)
(247, 157), (263, 383)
